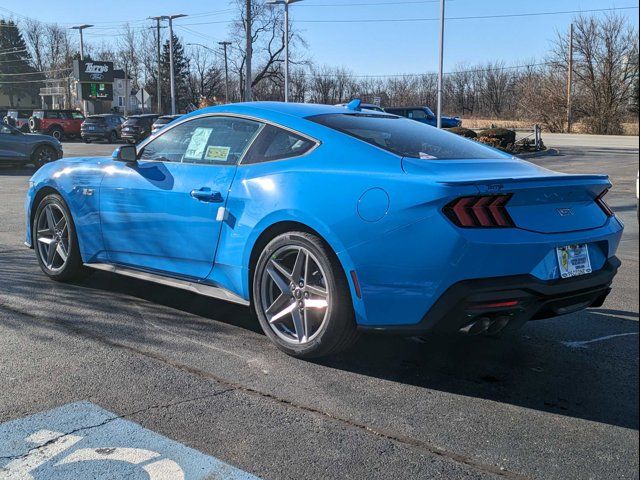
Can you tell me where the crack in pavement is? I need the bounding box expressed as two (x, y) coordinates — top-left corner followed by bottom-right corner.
(0, 301), (532, 480)
(0, 388), (235, 463)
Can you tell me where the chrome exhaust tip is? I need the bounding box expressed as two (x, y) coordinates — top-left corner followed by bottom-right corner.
(459, 317), (492, 335)
(486, 316), (511, 335)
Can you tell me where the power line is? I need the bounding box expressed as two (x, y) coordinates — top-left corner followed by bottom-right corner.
(0, 67), (71, 76)
(294, 6), (639, 23)
(0, 76), (72, 84)
(299, 61), (556, 78)
(299, 0), (449, 6)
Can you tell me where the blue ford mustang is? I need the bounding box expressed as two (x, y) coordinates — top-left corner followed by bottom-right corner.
(24, 102), (623, 358)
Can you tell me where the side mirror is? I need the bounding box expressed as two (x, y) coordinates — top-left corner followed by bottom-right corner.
(112, 145), (137, 163)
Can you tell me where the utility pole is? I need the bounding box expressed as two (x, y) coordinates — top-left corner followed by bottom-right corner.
(149, 17), (163, 114)
(219, 41), (232, 103)
(245, 0), (253, 101)
(436, 0), (445, 128)
(268, 0), (302, 103)
(566, 23), (574, 134)
(160, 14), (187, 115)
(71, 24), (93, 116)
(123, 66), (128, 116)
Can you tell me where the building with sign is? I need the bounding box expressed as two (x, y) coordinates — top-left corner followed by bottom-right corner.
(38, 61), (151, 115)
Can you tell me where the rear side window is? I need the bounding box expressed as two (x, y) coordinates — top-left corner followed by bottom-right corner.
(308, 113), (503, 160)
(243, 125), (315, 164)
(45, 112), (60, 119)
(139, 116), (262, 165)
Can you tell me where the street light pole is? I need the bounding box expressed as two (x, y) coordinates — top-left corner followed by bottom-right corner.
(219, 41), (232, 103)
(160, 14), (187, 115)
(268, 0), (302, 103)
(149, 17), (163, 114)
(71, 24), (93, 115)
(436, 0), (445, 128)
(245, 0), (253, 101)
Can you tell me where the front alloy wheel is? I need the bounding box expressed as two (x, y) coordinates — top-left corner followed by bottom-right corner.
(254, 232), (359, 358)
(36, 202), (69, 272)
(33, 194), (87, 282)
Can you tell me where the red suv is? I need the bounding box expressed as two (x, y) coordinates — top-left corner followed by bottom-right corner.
(29, 110), (85, 141)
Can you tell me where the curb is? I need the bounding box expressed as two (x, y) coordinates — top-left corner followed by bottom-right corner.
(518, 148), (560, 159)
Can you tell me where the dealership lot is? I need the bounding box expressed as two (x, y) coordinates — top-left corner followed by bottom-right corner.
(0, 137), (638, 479)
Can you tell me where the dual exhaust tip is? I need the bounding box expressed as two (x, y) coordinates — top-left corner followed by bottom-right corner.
(460, 315), (511, 336)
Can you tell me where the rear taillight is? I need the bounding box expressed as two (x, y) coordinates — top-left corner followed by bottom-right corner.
(595, 190), (614, 217)
(444, 195), (514, 228)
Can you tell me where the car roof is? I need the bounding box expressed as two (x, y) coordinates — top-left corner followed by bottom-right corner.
(185, 102), (395, 122)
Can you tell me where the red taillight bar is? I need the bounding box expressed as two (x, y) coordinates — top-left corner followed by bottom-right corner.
(444, 194), (515, 228)
(595, 189), (614, 217)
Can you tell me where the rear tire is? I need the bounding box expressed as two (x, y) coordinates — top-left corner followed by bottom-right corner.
(253, 231), (359, 358)
(108, 130), (118, 143)
(33, 194), (88, 282)
(49, 127), (63, 141)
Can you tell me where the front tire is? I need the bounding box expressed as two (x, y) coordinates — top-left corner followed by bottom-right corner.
(33, 194), (87, 282)
(32, 145), (57, 169)
(253, 232), (359, 358)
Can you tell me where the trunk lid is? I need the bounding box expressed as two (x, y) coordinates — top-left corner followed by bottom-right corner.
(402, 157), (612, 234)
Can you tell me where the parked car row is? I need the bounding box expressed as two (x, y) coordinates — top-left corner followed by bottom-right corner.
(336, 102), (462, 128)
(2, 109), (184, 145)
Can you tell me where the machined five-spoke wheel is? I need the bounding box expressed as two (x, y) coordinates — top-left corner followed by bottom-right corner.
(33, 194), (86, 281)
(254, 231), (359, 358)
(36, 203), (69, 272)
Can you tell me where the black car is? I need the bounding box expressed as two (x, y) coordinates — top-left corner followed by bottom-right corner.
(0, 123), (63, 168)
(151, 114), (182, 135)
(81, 114), (126, 143)
(121, 114), (159, 144)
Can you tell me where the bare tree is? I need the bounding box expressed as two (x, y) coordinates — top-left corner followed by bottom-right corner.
(552, 14), (639, 134)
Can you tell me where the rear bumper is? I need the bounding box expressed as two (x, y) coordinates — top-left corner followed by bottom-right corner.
(359, 256), (620, 335)
(81, 132), (109, 139)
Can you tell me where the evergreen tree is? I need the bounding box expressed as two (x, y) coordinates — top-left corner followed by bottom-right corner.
(160, 33), (190, 113)
(0, 20), (42, 107)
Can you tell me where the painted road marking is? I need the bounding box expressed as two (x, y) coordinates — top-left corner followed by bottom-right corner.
(561, 332), (639, 349)
(0, 401), (259, 480)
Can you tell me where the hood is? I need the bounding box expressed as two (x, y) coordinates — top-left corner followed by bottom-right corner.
(24, 133), (62, 148)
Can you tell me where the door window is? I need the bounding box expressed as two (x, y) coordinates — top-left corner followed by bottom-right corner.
(409, 109), (428, 120)
(243, 125), (316, 164)
(139, 116), (262, 165)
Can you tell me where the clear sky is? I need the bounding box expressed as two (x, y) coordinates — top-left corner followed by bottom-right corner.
(1, 0), (638, 76)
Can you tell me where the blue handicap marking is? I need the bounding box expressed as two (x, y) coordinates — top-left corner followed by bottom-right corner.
(0, 401), (260, 479)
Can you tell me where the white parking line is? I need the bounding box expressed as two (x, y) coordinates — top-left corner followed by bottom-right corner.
(561, 332), (639, 349)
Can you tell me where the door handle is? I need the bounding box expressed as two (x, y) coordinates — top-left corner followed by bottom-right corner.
(190, 188), (223, 203)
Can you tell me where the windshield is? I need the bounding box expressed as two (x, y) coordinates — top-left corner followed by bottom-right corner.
(308, 113), (504, 160)
(85, 116), (107, 124)
(124, 118), (142, 125)
(423, 106), (435, 117)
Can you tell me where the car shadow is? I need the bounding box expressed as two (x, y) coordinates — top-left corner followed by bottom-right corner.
(0, 166), (35, 176)
(1, 248), (637, 431)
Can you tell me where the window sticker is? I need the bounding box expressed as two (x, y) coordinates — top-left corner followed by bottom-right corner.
(205, 146), (231, 162)
(184, 127), (213, 160)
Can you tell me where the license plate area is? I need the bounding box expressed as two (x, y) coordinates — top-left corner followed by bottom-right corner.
(556, 244), (592, 278)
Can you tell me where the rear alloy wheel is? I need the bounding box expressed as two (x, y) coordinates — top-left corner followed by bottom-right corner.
(50, 127), (63, 141)
(253, 232), (359, 358)
(32, 145), (57, 169)
(33, 194), (87, 282)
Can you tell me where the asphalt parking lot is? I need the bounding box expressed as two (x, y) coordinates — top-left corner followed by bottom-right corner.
(0, 136), (638, 479)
